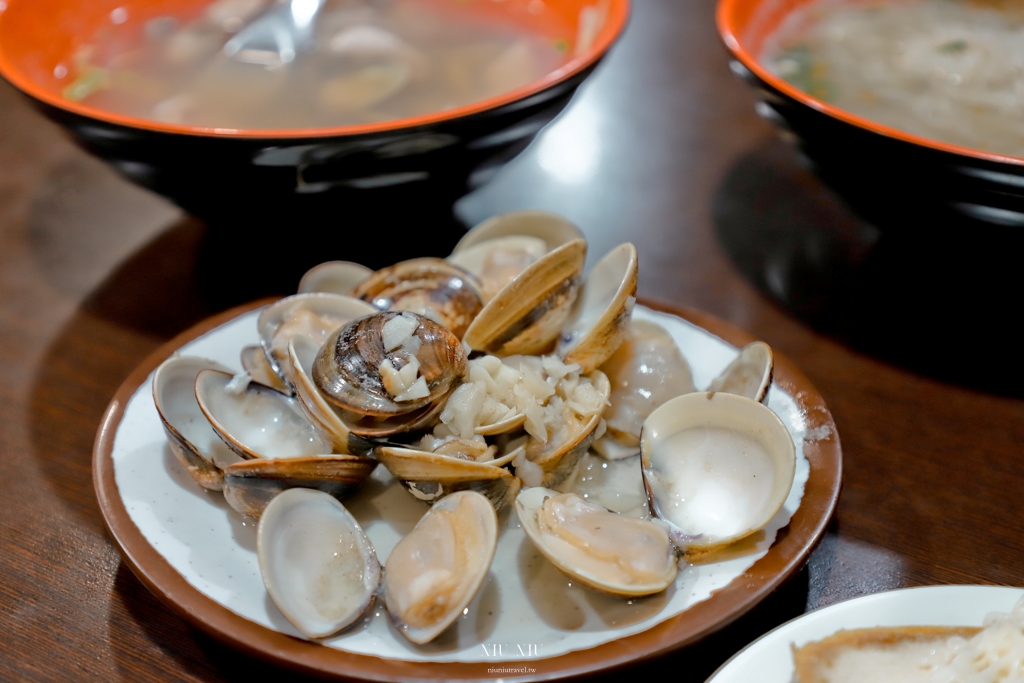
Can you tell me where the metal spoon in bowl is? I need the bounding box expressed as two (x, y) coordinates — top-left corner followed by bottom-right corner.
(223, 0), (327, 68)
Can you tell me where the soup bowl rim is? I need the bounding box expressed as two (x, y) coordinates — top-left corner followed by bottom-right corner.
(0, 0), (630, 140)
(716, 0), (1024, 168)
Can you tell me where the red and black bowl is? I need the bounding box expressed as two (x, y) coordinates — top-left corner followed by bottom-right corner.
(0, 0), (629, 248)
(718, 0), (1024, 231)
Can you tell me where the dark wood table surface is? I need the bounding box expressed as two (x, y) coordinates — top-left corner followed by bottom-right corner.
(3, 0), (1024, 680)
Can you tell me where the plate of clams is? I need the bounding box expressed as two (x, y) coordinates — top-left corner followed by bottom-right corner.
(93, 211), (842, 681)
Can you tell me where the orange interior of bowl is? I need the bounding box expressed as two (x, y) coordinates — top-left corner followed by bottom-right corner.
(717, 0), (1024, 166)
(0, 0), (629, 138)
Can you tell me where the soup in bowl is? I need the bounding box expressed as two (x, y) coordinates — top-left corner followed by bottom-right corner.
(0, 0), (628, 239)
(718, 0), (1024, 231)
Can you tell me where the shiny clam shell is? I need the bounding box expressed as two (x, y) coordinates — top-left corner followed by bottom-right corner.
(257, 293), (377, 391)
(152, 356), (244, 491)
(351, 257), (484, 339)
(451, 210), (585, 254)
(297, 260), (374, 296)
(557, 243), (638, 374)
(706, 341), (774, 403)
(258, 489), (380, 639)
(194, 369), (333, 460)
(240, 345), (290, 394)
(462, 239), (587, 357)
(639, 392), (796, 553)
(312, 311), (467, 417)
(383, 490), (497, 644)
(223, 455), (376, 518)
(374, 445), (521, 510)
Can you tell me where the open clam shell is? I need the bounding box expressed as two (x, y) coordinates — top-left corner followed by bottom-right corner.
(312, 311), (467, 417)
(706, 341), (774, 403)
(516, 487), (678, 597)
(291, 333), (447, 442)
(447, 235), (550, 302)
(289, 335), (359, 452)
(374, 445), (521, 511)
(520, 369), (611, 489)
(383, 490), (498, 644)
(195, 369), (333, 460)
(462, 239), (587, 357)
(557, 243), (639, 374)
(257, 293), (377, 391)
(351, 258), (484, 339)
(451, 210), (585, 255)
(258, 489), (381, 639)
(240, 345), (290, 394)
(152, 356), (244, 491)
(223, 455), (376, 518)
(297, 260), (374, 296)
(639, 392), (796, 553)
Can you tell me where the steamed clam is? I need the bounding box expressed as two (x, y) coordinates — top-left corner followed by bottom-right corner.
(240, 345), (290, 394)
(706, 341), (774, 403)
(194, 369), (375, 517)
(351, 257), (484, 339)
(374, 442), (522, 510)
(516, 487), (678, 596)
(258, 488), (380, 639)
(639, 392), (796, 553)
(150, 209), (801, 649)
(557, 242), (639, 374)
(297, 260), (374, 296)
(313, 311), (467, 423)
(383, 490), (498, 644)
(447, 210), (583, 302)
(450, 209), (585, 257)
(593, 319), (697, 459)
(152, 355), (244, 491)
(257, 292), (377, 392)
(462, 238), (587, 357)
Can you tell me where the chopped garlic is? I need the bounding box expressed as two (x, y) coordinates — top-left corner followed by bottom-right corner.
(395, 375), (429, 402)
(381, 312), (419, 352)
(440, 381), (486, 439)
(380, 355), (420, 397)
(225, 371), (252, 395)
(513, 449), (544, 488)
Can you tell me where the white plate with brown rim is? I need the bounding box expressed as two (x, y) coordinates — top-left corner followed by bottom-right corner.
(93, 297), (842, 681)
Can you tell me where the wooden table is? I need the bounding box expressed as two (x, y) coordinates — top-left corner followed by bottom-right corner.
(3, 0), (1023, 680)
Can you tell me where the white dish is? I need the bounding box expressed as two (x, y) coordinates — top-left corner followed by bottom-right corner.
(707, 585), (1024, 683)
(107, 304), (813, 664)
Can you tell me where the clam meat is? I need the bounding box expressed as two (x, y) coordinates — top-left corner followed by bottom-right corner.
(594, 319), (696, 458)
(516, 487), (677, 596)
(383, 490), (497, 644)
